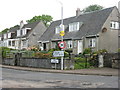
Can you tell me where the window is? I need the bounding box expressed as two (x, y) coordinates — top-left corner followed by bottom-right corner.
(8, 33), (11, 38)
(89, 39), (96, 47)
(8, 41), (11, 46)
(4, 34), (7, 39)
(110, 21), (119, 29)
(22, 40), (27, 47)
(67, 41), (73, 48)
(12, 41), (15, 46)
(69, 22), (80, 32)
(17, 30), (21, 36)
(22, 29), (27, 35)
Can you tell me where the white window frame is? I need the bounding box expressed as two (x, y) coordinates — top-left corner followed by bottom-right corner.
(8, 33), (11, 38)
(110, 21), (119, 29)
(89, 38), (96, 47)
(22, 40), (27, 47)
(69, 22), (80, 32)
(4, 34), (7, 39)
(8, 40), (12, 46)
(17, 30), (21, 37)
(67, 40), (73, 48)
(22, 29), (27, 36)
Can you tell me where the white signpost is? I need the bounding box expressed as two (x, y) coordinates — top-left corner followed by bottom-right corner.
(53, 51), (64, 57)
(51, 59), (59, 63)
(51, 59), (59, 70)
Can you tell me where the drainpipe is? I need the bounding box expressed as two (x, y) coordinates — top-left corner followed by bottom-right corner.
(96, 34), (99, 51)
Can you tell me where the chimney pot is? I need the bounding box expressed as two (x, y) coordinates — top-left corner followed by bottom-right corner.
(20, 20), (24, 29)
(76, 8), (81, 16)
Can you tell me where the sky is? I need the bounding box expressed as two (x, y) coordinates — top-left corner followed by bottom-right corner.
(0, 0), (120, 31)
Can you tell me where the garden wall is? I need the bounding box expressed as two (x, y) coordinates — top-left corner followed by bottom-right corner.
(3, 57), (74, 70)
(103, 53), (120, 68)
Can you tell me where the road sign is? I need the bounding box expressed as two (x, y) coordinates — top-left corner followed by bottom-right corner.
(60, 31), (65, 36)
(58, 41), (66, 49)
(53, 51), (64, 57)
(51, 59), (59, 63)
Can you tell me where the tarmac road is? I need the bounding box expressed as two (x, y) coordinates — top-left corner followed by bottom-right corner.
(2, 68), (118, 88)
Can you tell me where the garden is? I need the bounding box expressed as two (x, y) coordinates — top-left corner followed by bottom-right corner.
(1, 46), (118, 69)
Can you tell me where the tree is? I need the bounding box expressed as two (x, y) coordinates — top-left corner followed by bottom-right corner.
(1, 28), (9, 34)
(0, 25), (19, 34)
(82, 4), (104, 13)
(26, 14), (53, 27)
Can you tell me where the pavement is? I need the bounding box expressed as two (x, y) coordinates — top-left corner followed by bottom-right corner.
(1, 65), (119, 76)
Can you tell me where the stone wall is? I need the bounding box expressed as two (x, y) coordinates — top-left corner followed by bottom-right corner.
(3, 57), (74, 70)
(103, 53), (119, 68)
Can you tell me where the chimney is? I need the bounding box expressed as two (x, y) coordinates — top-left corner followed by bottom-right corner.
(76, 8), (81, 16)
(20, 20), (24, 29)
(118, 1), (120, 13)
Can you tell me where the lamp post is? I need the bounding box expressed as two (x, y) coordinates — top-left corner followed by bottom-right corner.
(57, 0), (64, 70)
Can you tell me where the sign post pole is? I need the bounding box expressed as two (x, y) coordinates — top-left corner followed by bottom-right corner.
(61, 2), (64, 70)
(57, 0), (64, 70)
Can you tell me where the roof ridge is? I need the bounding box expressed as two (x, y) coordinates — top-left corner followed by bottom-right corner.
(53, 6), (115, 22)
(79, 6), (115, 16)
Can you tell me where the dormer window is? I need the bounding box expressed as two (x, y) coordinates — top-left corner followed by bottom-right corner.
(8, 33), (11, 38)
(17, 30), (21, 37)
(110, 21), (119, 29)
(69, 22), (80, 32)
(22, 29), (27, 36)
(3, 34), (7, 39)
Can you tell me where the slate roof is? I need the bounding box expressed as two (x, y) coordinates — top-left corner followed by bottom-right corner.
(8, 21), (41, 38)
(39, 6), (115, 42)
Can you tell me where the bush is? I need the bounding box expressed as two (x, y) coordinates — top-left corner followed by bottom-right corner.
(0, 47), (11, 58)
(34, 52), (52, 59)
(83, 48), (92, 55)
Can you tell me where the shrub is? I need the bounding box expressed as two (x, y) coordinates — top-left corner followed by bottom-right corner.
(65, 49), (73, 53)
(0, 47), (11, 58)
(64, 51), (69, 58)
(95, 49), (107, 54)
(83, 48), (92, 55)
(34, 52), (52, 59)
(27, 45), (40, 51)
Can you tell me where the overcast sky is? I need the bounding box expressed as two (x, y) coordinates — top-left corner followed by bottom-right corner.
(0, 0), (120, 31)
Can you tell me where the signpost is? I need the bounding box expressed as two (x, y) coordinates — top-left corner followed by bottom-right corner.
(58, 41), (66, 49)
(51, 59), (59, 63)
(51, 59), (59, 70)
(53, 51), (64, 57)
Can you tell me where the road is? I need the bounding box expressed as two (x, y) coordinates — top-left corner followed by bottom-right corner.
(1, 68), (118, 88)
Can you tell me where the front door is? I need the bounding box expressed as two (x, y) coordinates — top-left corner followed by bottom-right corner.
(77, 40), (83, 54)
(43, 43), (46, 51)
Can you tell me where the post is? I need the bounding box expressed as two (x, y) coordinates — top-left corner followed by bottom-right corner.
(56, 0), (64, 70)
(61, 2), (64, 70)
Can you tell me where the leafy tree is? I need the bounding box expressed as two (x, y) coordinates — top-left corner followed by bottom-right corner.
(26, 14), (53, 27)
(82, 4), (104, 13)
(0, 25), (19, 34)
(1, 28), (9, 34)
